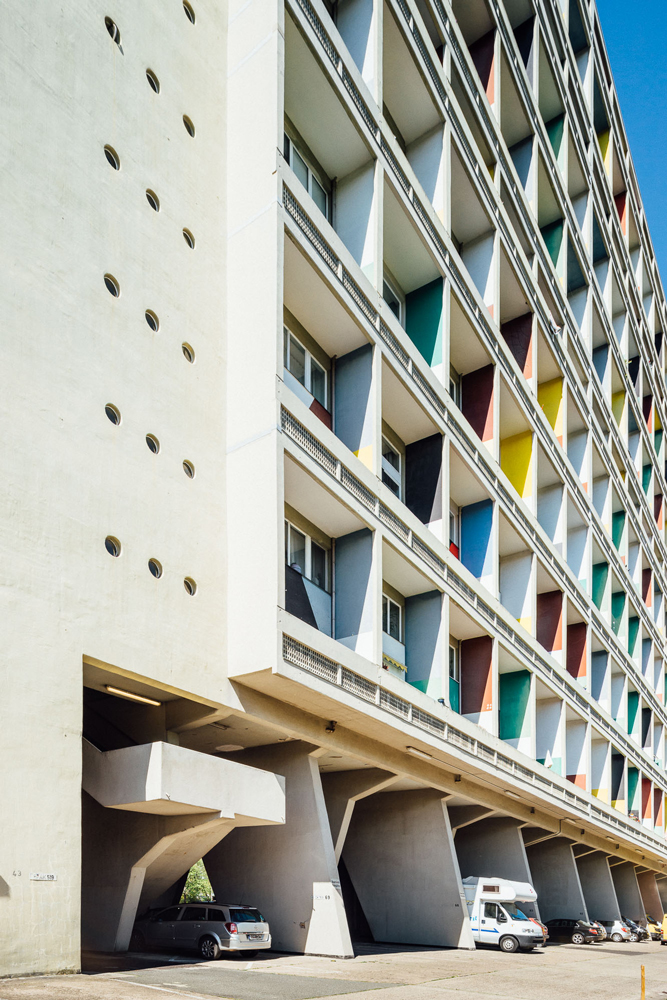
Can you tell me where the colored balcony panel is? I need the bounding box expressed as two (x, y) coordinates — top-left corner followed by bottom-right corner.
(469, 29), (495, 103)
(655, 428), (663, 457)
(513, 16), (535, 69)
(545, 113), (564, 160)
(628, 616), (640, 658)
(460, 499), (494, 588)
(405, 590), (443, 700)
(653, 788), (664, 829)
(405, 277), (444, 370)
(592, 562), (608, 610)
(566, 715), (587, 789)
(285, 565), (332, 635)
(642, 464), (652, 495)
(537, 377), (564, 443)
(612, 509), (625, 551)
(591, 650), (609, 708)
(335, 528), (374, 659)
(500, 430), (533, 499)
(449, 676), (460, 714)
(627, 690), (639, 737)
(642, 777), (652, 822)
(536, 694), (563, 775)
(627, 766), (639, 820)
(611, 752), (625, 811)
(335, 344), (374, 469)
(592, 344), (608, 385)
(614, 191), (627, 235)
(591, 739), (609, 802)
(611, 390), (625, 427)
(461, 364), (494, 443)
(500, 312), (533, 379)
(641, 707), (651, 749)
(566, 238), (586, 295)
(643, 394), (653, 431)
(628, 355), (640, 389)
(460, 635), (493, 727)
(405, 434), (442, 527)
(540, 219), (563, 268)
(654, 494), (663, 529)
(499, 669), (532, 753)
(611, 591), (625, 636)
(642, 569), (652, 607)
(566, 622), (587, 683)
(536, 590), (563, 658)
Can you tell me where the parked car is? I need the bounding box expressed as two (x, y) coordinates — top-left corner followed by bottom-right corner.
(527, 916), (549, 944)
(598, 919), (631, 942)
(589, 921), (606, 941)
(544, 918), (599, 944)
(621, 916), (649, 942)
(646, 915), (661, 941)
(131, 903), (271, 959)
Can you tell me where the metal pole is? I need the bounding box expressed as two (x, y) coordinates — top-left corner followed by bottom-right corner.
(641, 963), (645, 1000)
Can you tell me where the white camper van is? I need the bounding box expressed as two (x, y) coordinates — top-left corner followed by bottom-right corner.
(463, 876), (544, 952)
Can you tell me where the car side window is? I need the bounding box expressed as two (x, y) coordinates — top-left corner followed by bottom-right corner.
(155, 907), (180, 923)
(484, 903), (497, 919)
(183, 907), (207, 921)
(207, 908), (226, 922)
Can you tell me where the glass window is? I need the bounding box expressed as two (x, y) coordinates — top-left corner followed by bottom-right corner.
(311, 177), (327, 216)
(284, 133), (330, 219)
(383, 595), (402, 641)
(449, 504), (459, 549)
(311, 541), (327, 590)
(207, 908), (225, 921)
(503, 904), (528, 921)
(382, 437), (402, 499)
(285, 520), (330, 592)
(285, 332), (306, 385)
(286, 523), (306, 574)
(449, 643), (459, 682)
(229, 908), (265, 923)
(155, 907), (180, 922)
(284, 328), (329, 410)
(310, 357), (327, 407)
(449, 365), (461, 405)
(484, 903), (497, 919)
(183, 907), (207, 921)
(383, 278), (403, 323)
(292, 147), (309, 189)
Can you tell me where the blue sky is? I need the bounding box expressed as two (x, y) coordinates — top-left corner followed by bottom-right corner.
(596, 0), (667, 283)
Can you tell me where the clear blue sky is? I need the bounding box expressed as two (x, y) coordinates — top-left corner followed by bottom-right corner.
(596, 0), (667, 284)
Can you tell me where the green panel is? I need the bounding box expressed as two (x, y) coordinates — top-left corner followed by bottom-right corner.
(627, 766), (639, 810)
(642, 464), (652, 494)
(540, 220), (563, 266)
(628, 616), (640, 657)
(612, 510), (625, 551)
(627, 690), (639, 735)
(545, 114), (565, 159)
(592, 562), (609, 610)
(499, 670), (531, 741)
(655, 428), (663, 455)
(611, 592), (625, 636)
(537, 756), (562, 776)
(408, 678), (428, 694)
(449, 676), (460, 714)
(405, 277), (444, 367)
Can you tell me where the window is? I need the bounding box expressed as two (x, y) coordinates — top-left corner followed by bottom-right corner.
(285, 520), (329, 591)
(182, 907), (207, 921)
(449, 365), (461, 406)
(284, 134), (330, 219)
(155, 907), (180, 922)
(105, 403), (121, 425)
(182, 343), (195, 364)
(183, 0), (196, 23)
(105, 536), (121, 557)
(207, 908), (225, 921)
(229, 908), (265, 923)
(382, 595), (402, 642)
(284, 328), (328, 409)
(104, 274), (120, 297)
(183, 459), (195, 478)
(449, 641), (460, 682)
(146, 434), (160, 454)
(383, 275), (405, 325)
(484, 903), (498, 919)
(382, 437), (402, 498)
(104, 16), (122, 47)
(449, 503), (460, 557)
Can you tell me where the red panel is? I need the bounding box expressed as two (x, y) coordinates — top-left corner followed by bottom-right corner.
(567, 773), (586, 789)
(654, 788), (664, 828)
(536, 591), (563, 653)
(642, 777), (652, 819)
(460, 635), (493, 715)
(643, 395), (653, 431)
(642, 568), (652, 607)
(462, 364), (494, 442)
(615, 192), (627, 234)
(500, 313), (533, 379)
(310, 398), (332, 430)
(655, 494), (664, 529)
(566, 623), (587, 679)
(469, 30), (495, 102)
(449, 541), (459, 558)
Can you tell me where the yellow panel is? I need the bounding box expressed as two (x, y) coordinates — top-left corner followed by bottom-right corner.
(537, 377), (563, 442)
(612, 391), (625, 427)
(501, 431), (533, 498)
(354, 444), (373, 470)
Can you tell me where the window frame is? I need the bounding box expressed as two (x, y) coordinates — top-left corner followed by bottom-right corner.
(381, 435), (402, 500)
(383, 273), (405, 325)
(382, 593), (402, 643)
(284, 133), (331, 220)
(449, 639), (460, 682)
(284, 326), (329, 410)
(285, 518), (330, 592)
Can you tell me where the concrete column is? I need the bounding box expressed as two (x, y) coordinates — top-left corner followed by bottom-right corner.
(525, 838), (587, 922)
(636, 870), (663, 920)
(204, 743), (353, 958)
(321, 768), (398, 862)
(610, 861), (644, 922)
(575, 852), (620, 921)
(454, 817), (539, 919)
(342, 789), (475, 949)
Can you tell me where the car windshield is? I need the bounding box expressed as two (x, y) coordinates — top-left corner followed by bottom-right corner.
(229, 908), (264, 923)
(504, 904), (529, 921)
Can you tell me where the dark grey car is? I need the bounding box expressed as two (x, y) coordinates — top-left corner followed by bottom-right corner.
(131, 903), (271, 959)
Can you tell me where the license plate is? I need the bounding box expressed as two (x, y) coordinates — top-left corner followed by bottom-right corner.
(247, 933), (264, 940)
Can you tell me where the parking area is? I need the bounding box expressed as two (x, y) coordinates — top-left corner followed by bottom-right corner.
(1, 942), (665, 1000)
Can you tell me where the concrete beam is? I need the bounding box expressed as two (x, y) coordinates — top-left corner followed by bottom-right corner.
(575, 852), (621, 921)
(448, 805), (494, 831)
(343, 789), (475, 949)
(526, 838), (587, 923)
(321, 769), (399, 861)
(454, 816), (539, 919)
(636, 870), (663, 920)
(204, 742), (353, 958)
(611, 861), (645, 922)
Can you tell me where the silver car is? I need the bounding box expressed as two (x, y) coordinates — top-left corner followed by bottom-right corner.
(599, 919), (631, 942)
(131, 903), (271, 959)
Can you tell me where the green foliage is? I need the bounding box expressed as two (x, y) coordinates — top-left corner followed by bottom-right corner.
(180, 859), (213, 903)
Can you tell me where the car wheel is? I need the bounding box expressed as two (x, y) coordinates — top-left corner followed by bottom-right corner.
(660, 940), (667, 946)
(199, 936), (221, 960)
(630, 933), (639, 942)
(129, 930), (145, 952)
(611, 933), (623, 943)
(571, 933), (585, 945)
(499, 936), (519, 953)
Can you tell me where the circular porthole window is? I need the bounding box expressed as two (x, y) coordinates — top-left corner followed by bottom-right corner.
(184, 576), (197, 595)
(181, 343), (195, 364)
(105, 535), (121, 557)
(146, 68), (160, 93)
(146, 434), (160, 454)
(183, 1), (196, 23)
(105, 16), (121, 45)
(183, 115), (195, 137)
(104, 273), (120, 297)
(182, 228), (195, 249)
(145, 189), (160, 212)
(105, 403), (121, 425)
(104, 145), (120, 170)
(145, 309), (159, 331)
(148, 558), (163, 578)
(183, 459), (195, 479)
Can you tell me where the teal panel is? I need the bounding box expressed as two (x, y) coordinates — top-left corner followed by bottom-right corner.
(540, 220), (563, 266)
(499, 670), (531, 741)
(408, 678), (428, 694)
(538, 755), (563, 776)
(449, 677), (460, 714)
(611, 592), (625, 636)
(655, 428), (663, 455)
(567, 238), (586, 293)
(627, 766), (639, 810)
(642, 464), (652, 494)
(612, 510), (625, 550)
(592, 562), (608, 610)
(405, 277), (444, 367)
(628, 616), (640, 657)
(545, 114), (565, 159)
(628, 690), (639, 735)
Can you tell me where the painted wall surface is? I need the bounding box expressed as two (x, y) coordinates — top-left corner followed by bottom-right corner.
(499, 670), (531, 753)
(536, 697), (563, 774)
(405, 590), (443, 699)
(460, 499), (494, 589)
(462, 364), (494, 443)
(536, 590), (563, 659)
(566, 718), (587, 789)
(335, 529), (374, 658)
(611, 862), (644, 922)
(499, 551), (532, 632)
(334, 344), (374, 469)
(537, 378), (564, 443)
(501, 313), (532, 379)
(406, 278), (444, 368)
(500, 431), (533, 499)
(461, 635), (493, 726)
(405, 433), (443, 526)
(566, 623), (587, 683)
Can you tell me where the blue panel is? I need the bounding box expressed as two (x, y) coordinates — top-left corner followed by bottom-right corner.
(334, 344), (373, 454)
(460, 499), (493, 579)
(405, 590), (442, 699)
(334, 529), (373, 642)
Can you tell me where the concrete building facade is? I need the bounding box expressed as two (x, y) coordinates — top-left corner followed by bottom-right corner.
(3, 0), (667, 977)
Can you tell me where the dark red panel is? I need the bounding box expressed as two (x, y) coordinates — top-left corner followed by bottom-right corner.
(461, 635), (493, 715)
(462, 364), (494, 442)
(536, 590), (563, 653)
(566, 622), (587, 679)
